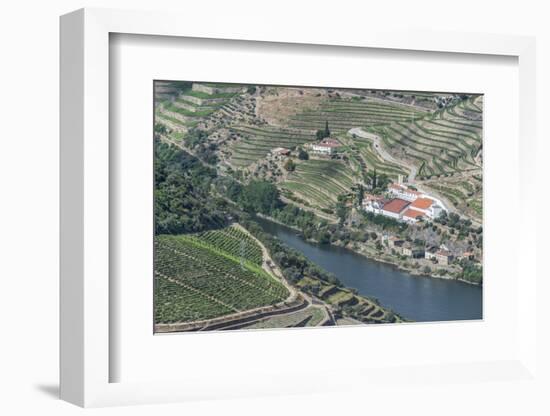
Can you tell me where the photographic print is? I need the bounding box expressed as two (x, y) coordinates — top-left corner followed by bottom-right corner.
(153, 81), (483, 333)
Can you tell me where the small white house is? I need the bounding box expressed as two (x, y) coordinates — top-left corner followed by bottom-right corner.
(310, 138), (342, 155)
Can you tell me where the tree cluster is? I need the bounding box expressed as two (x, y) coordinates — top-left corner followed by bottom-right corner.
(241, 218), (342, 287)
(154, 140), (228, 234)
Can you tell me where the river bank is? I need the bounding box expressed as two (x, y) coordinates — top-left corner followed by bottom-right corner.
(254, 215), (482, 323)
(331, 239), (481, 287)
(255, 212), (301, 232)
(253, 213), (481, 287)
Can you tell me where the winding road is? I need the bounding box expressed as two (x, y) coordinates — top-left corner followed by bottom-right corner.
(348, 127), (417, 183)
(232, 223), (299, 303)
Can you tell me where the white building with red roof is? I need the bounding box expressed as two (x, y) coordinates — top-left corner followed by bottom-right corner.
(387, 183), (446, 220)
(399, 198), (443, 223)
(380, 198), (411, 220)
(362, 183), (446, 223)
(402, 208), (425, 223)
(409, 197), (443, 219)
(310, 138), (342, 155)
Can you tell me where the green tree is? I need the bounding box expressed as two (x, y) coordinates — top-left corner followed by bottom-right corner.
(375, 173), (390, 191)
(315, 121), (331, 140)
(335, 199), (349, 226)
(284, 158), (296, 172)
(154, 140), (226, 235)
(367, 169), (377, 190)
(240, 180), (283, 214)
(154, 123), (167, 135)
(324, 120), (331, 138)
(351, 183), (365, 208)
(298, 148), (309, 160)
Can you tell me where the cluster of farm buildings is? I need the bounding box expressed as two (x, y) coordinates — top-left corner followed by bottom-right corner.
(367, 183), (476, 265)
(383, 236), (473, 265)
(273, 137), (447, 227)
(272, 136), (446, 227)
(362, 183), (445, 224)
(269, 139), (476, 266)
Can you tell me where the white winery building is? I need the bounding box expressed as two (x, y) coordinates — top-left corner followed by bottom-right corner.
(310, 138), (342, 155)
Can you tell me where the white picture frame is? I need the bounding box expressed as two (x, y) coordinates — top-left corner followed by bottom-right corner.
(60, 7), (539, 408)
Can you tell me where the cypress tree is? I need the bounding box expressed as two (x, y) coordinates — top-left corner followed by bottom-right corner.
(324, 120), (330, 138)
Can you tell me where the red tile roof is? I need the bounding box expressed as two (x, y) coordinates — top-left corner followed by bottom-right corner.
(316, 138), (341, 148)
(403, 209), (425, 219)
(382, 198), (410, 214)
(411, 197), (434, 210)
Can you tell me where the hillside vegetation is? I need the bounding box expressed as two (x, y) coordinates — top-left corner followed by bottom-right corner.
(155, 230), (289, 324)
(153, 82), (483, 331)
(154, 82), (483, 221)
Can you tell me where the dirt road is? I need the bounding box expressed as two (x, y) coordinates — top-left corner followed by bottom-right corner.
(232, 223), (299, 303)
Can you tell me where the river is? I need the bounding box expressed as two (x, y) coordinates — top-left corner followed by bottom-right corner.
(255, 217), (482, 322)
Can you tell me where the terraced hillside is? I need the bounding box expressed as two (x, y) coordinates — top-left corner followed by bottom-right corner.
(154, 81), (246, 142)
(295, 276), (400, 324)
(228, 124), (316, 167)
(340, 134), (408, 180)
(154, 83), (484, 331)
(155, 227), (290, 324)
(369, 97), (482, 178)
(281, 159), (356, 211)
(288, 97), (429, 134)
(422, 174), (483, 222)
(154, 81), (192, 103)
